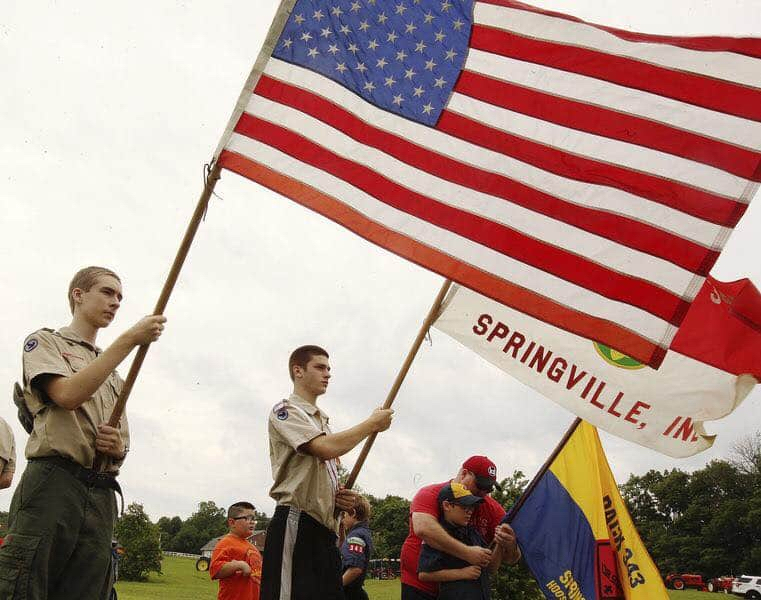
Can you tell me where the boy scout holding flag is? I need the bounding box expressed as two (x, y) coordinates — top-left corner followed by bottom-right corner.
(0, 266), (166, 600)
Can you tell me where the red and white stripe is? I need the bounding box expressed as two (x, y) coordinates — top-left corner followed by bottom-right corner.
(218, 1), (761, 368)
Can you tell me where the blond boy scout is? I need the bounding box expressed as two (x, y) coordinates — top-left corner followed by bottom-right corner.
(0, 266), (166, 600)
(0, 417), (16, 490)
(260, 345), (394, 600)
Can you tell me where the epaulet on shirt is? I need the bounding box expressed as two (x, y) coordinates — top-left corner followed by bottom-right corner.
(23, 328), (56, 353)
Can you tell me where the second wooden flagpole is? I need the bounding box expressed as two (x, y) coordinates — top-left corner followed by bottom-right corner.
(345, 279), (453, 490)
(94, 163), (222, 471)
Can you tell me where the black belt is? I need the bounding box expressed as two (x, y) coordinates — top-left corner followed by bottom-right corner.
(30, 456), (124, 514)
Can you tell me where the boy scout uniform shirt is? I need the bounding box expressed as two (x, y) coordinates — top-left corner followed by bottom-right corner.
(21, 327), (129, 474)
(0, 417), (15, 475)
(268, 394), (340, 532)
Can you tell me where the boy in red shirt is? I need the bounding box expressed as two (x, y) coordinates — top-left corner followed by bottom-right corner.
(211, 502), (263, 600)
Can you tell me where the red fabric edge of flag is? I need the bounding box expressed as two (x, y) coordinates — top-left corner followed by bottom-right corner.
(218, 149), (666, 369)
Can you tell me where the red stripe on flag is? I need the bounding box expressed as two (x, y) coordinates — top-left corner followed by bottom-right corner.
(479, 0), (761, 59)
(255, 75), (720, 274)
(439, 109), (746, 229)
(218, 149), (667, 368)
(455, 70), (761, 182)
(235, 111), (690, 325)
(470, 25), (761, 123)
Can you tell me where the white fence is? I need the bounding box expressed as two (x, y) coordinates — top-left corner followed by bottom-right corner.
(163, 551), (200, 559)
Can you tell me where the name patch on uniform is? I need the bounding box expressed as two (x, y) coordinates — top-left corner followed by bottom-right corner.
(24, 339), (38, 352)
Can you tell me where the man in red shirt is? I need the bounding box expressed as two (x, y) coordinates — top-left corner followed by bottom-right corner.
(400, 456), (520, 600)
(211, 502), (263, 600)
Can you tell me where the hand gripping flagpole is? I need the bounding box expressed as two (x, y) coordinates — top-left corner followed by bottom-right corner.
(93, 163), (222, 472)
(344, 278), (453, 490)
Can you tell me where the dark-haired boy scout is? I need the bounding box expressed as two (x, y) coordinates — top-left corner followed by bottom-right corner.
(260, 345), (394, 600)
(0, 266), (166, 600)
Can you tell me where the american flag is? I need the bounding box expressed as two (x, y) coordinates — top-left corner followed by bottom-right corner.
(216, 0), (761, 368)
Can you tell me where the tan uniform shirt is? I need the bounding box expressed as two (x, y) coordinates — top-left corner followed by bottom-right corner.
(22, 327), (129, 474)
(268, 393), (340, 532)
(0, 417), (16, 476)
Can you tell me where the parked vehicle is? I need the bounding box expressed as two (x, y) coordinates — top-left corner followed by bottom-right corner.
(732, 575), (761, 598)
(368, 558), (400, 580)
(665, 573), (708, 591)
(707, 576), (734, 593)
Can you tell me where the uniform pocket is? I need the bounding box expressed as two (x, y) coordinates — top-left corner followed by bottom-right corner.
(0, 533), (42, 598)
(17, 462), (56, 510)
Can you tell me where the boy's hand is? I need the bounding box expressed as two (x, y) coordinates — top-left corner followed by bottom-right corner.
(494, 524), (518, 550)
(234, 560), (252, 576)
(95, 425), (125, 458)
(368, 408), (394, 432)
(335, 488), (357, 512)
(463, 545), (492, 567)
(459, 565), (482, 580)
(124, 315), (167, 346)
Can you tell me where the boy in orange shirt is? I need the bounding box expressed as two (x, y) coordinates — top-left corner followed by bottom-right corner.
(211, 502), (263, 600)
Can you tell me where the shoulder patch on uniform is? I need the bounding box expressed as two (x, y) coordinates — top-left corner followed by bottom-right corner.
(273, 400), (289, 421)
(24, 338), (38, 352)
(346, 536), (366, 546)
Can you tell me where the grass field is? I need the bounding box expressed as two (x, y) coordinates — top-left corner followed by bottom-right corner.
(115, 556), (721, 599)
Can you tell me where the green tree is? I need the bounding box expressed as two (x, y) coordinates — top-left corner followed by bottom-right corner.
(156, 515), (183, 551)
(368, 495), (410, 559)
(491, 470), (543, 600)
(114, 503), (162, 581)
(172, 501), (227, 554)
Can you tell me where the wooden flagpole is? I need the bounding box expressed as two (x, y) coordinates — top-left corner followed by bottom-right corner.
(94, 163), (222, 471)
(344, 279), (453, 490)
(504, 417), (582, 523)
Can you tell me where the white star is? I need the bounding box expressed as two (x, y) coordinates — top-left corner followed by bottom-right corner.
(359, 19), (370, 31)
(415, 40), (427, 52)
(367, 39), (379, 50)
(413, 86), (425, 97)
(328, 43), (340, 55)
(423, 11), (435, 24)
(384, 75), (396, 87)
(452, 18), (465, 31)
(444, 48), (457, 61)
(351, 1), (361, 12)
(320, 27), (333, 38)
(336, 62), (348, 73)
(294, 13), (305, 25)
(377, 12), (388, 24)
(300, 31), (313, 42)
(422, 103), (434, 115)
(395, 3), (407, 15)
(404, 67), (416, 79)
(396, 49), (408, 61)
(348, 43), (359, 53)
(331, 6), (343, 16)
(282, 38), (293, 48)
(355, 62), (367, 72)
(424, 58), (437, 71)
(441, 0), (452, 12)
(433, 76), (446, 88)
(307, 47), (320, 58)
(313, 9), (324, 21)
(339, 24), (351, 35)
(392, 94), (404, 106)
(363, 81), (376, 91)
(376, 57), (389, 68)
(405, 22), (417, 34)
(434, 30), (446, 42)
(387, 30), (398, 43)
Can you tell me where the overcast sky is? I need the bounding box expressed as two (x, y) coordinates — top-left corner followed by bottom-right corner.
(2, 0), (760, 522)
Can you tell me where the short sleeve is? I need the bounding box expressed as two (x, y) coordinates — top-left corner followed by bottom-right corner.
(341, 534), (369, 569)
(417, 543), (444, 574)
(22, 331), (68, 388)
(209, 539), (234, 579)
(411, 483), (443, 519)
(0, 420), (15, 473)
(268, 402), (324, 452)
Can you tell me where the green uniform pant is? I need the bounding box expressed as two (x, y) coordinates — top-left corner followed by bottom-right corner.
(0, 460), (117, 600)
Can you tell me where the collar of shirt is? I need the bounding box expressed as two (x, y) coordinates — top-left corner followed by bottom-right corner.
(56, 326), (101, 353)
(288, 393), (330, 423)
